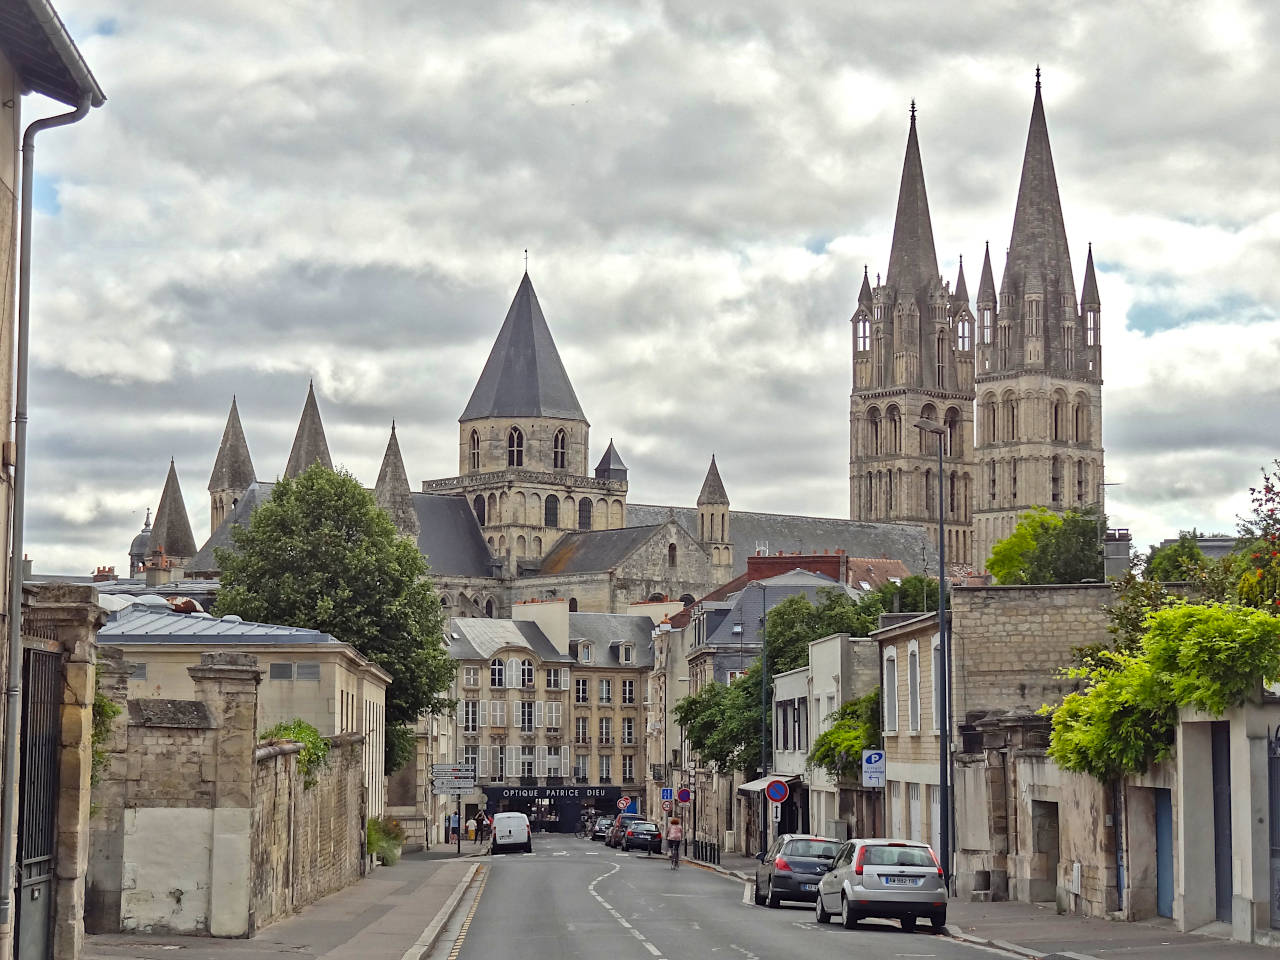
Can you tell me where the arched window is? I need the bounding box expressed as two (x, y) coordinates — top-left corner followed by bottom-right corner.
(521, 659), (534, 688)
(569, 598), (579, 613)
(578, 498), (592, 530)
(473, 495), (486, 526)
(1077, 459), (1086, 503)
(944, 407), (961, 457)
(544, 494), (559, 528)
(886, 406), (902, 454)
(440, 594), (451, 609)
(867, 407), (882, 455)
(908, 649), (920, 732)
(553, 429), (567, 469)
(957, 317), (972, 351)
(679, 594), (695, 606)
(918, 403), (937, 455)
(1004, 396), (1017, 441)
(1051, 455), (1063, 504)
(855, 315), (870, 352)
(507, 427), (524, 467)
(981, 396), (996, 446)
(936, 331), (947, 387)
(484, 598), (495, 618)
(886, 469), (894, 514)
(949, 472), (957, 516)
(668, 543), (677, 568)
(1052, 397), (1065, 441)
(1086, 309), (1098, 346)
(490, 658), (504, 687)
(532, 536), (542, 554)
(925, 469), (934, 518)
(516, 535), (526, 557)
(883, 651), (898, 732)
(873, 332), (884, 386)
(469, 429), (480, 470)
(980, 308), (993, 344)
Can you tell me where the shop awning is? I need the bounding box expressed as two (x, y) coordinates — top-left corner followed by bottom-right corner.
(737, 774), (801, 795)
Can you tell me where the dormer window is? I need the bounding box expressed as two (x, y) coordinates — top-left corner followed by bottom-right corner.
(622, 644), (633, 665)
(578, 642), (592, 664)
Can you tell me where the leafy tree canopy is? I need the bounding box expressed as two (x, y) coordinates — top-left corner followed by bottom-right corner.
(764, 587), (886, 675)
(1144, 531), (1206, 583)
(988, 506), (1104, 585)
(806, 689), (881, 782)
(673, 663), (766, 774)
(1238, 460), (1280, 611)
(212, 464), (455, 770)
(874, 575), (939, 615)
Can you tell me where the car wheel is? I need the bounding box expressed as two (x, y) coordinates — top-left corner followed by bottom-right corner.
(928, 911), (946, 932)
(901, 916), (916, 933)
(753, 880), (766, 906)
(524, 842), (533, 854)
(814, 894), (831, 924)
(766, 879), (781, 909)
(840, 895), (858, 929)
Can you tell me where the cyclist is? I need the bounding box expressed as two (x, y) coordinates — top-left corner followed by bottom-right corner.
(665, 817), (683, 869)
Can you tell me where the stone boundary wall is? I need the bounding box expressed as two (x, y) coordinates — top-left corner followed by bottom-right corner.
(251, 732), (365, 932)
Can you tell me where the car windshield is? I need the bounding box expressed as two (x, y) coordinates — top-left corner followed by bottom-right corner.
(784, 839), (840, 859)
(862, 845), (934, 867)
(631, 822), (657, 831)
(596, 818), (612, 827)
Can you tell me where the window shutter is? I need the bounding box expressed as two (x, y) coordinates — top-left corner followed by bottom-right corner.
(507, 658), (519, 688)
(535, 701), (544, 728)
(478, 748), (489, 777)
(560, 745), (568, 769)
(536, 745), (547, 777)
(479, 700), (488, 727)
(561, 668), (570, 690)
(496, 701), (507, 727)
(493, 745), (503, 775)
(506, 745), (516, 773)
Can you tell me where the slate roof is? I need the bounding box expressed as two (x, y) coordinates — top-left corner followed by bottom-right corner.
(0, 0), (105, 108)
(129, 510), (152, 559)
(1080, 243), (1099, 306)
(100, 604), (340, 644)
(188, 481), (273, 573)
(697, 456), (729, 505)
(460, 273), (586, 422)
(284, 382), (333, 478)
(884, 108), (940, 311)
(857, 266), (872, 308)
(976, 242), (996, 305)
(953, 256), (969, 304)
(568, 613), (655, 668)
(208, 397), (256, 493)
(594, 439), (628, 480)
(999, 76), (1075, 305)
(151, 460), (198, 560)
(445, 618), (570, 663)
(375, 424), (421, 540)
(625, 504), (927, 577)
(537, 524), (664, 576)
(701, 569), (853, 651)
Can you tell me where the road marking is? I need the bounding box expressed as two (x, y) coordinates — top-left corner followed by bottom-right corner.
(553, 851), (568, 856)
(643, 944), (661, 957)
(444, 866), (488, 960)
(741, 882), (752, 905)
(587, 861), (668, 960)
(585, 851), (599, 855)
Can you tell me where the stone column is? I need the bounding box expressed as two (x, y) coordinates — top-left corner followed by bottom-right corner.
(84, 646), (131, 934)
(188, 653), (261, 938)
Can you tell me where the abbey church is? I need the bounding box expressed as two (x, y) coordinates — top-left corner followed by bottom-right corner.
(129, 76), (1099, 609)
(849, 74), (1104, 568)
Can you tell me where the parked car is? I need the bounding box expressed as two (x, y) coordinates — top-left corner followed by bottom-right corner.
(591, 816), (613, 841)
(491, 811), (533, 854)
(621, 820), (663, 853)
(815, 838), (947, 932)
(752, 834), (841, 907)
(606, 813), (644, 847)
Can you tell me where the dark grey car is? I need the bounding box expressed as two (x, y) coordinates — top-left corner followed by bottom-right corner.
(753, 834), (842, 907)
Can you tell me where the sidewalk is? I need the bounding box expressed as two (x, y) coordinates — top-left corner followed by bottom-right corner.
(686, 851), (1277, 959)
(85, 853), (480, 960)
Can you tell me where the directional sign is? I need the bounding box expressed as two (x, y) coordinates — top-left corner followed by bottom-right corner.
(432, 764), (475, 776)
(661, 799), (673, 812)
(432, 780), (477, 789)
(676, 787), (692, 804)
(765, 779), (789, 803)
(862, 749), (886, 788)
(617, 796), (632, 810)
(660, 787), (674, 802)
(432, 786), (476, 796)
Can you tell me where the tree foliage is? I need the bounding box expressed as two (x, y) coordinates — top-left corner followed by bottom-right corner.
(673, 663), (767, 774)
(1144, 530), (1206, 583)
(1238, 460), (1280, 611)
(260, 718), (330, 787)
(988, 507), (1104, 585)
(764, 588), (886, 674)
(806, 689), (881, 782)
(213, 464), (455, 770)
(874, 575), (939, 615)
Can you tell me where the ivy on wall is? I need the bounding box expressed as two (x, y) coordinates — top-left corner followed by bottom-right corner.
(261, 718), (330, 787)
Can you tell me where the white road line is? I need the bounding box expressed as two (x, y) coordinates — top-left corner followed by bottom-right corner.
(741, 882), (752, 905)
(643, 944), (662, 957)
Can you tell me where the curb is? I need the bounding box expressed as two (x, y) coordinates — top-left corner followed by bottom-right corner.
(399, 862), (479, 960)
(941, 926), (1101, 960)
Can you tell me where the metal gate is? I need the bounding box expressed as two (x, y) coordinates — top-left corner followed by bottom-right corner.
(16, 646), (60, 960)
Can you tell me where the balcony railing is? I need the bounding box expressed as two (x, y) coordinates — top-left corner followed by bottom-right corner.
(599, 777), (612, 784)
(621, 738), (635, 746)
(599, 698), (613, 705)
(574, 735), (591, 745)
(574, 775), (589, 783)
(598, 736), (613, 745)
(622, 776), (635, 784)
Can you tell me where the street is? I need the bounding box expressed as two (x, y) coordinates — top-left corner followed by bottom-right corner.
(432, 835), (1020, 960)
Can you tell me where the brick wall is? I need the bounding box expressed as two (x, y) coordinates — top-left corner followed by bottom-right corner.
(251, 733), (365, 931)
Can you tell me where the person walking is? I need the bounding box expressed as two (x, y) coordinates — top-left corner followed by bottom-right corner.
(665, 817), (683, 870)
(466, 817), (476, 842)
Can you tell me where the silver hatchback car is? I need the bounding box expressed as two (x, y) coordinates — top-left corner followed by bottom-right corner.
(815, 838), (947, 932)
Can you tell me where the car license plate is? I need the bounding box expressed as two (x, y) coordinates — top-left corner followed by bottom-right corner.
(801, 884), (816, 891)
(885, 876), (921, 886)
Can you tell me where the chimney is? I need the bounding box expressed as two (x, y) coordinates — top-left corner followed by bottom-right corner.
(22, 555), (32, 580)
(512, 598), (570, 656)
(92, 565), (117, 583)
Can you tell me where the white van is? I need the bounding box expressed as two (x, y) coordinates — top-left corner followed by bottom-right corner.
(491, 812), (532, 854)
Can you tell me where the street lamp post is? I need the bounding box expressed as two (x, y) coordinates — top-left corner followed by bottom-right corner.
(915, 418), (952, 890)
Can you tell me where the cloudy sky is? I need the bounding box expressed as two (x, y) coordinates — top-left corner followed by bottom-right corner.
(21, 0), (1279, 574)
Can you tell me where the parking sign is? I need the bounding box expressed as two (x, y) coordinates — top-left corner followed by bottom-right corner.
(862, 749), (887, 788)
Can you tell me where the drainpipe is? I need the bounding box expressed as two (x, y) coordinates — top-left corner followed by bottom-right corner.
(0, 93), (93, 931)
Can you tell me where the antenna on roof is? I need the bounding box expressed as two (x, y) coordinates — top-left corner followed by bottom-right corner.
(524, 248), (528, 273)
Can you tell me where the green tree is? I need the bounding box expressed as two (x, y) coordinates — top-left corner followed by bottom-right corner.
(1238, 460), (1280, 612)
(673, 664), (767, 774)
(874, 575), (939, 615)
(1145, 530), (1205, 582)
(988, 506), (1104, 585)
(213, 464), (455, 770)
(806, 689), (881, 782)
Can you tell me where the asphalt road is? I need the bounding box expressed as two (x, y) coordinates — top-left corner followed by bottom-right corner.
(434, 835), (1020, 960)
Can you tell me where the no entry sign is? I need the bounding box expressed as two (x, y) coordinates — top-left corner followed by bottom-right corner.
(617, 796), (631, 810)
(765, 779), (790, 803)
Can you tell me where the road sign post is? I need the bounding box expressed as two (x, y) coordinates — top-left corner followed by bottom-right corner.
(764, 779), (789, 804)
(661, 799), (672, 813)
(661, 787), (674, 802)
(617, 796), (631, 811)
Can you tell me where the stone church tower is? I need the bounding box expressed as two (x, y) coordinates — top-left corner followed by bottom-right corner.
(208, 396), (255, 535)
(972, 75), (1105, 566)
(697, 455), (733, 580)
(849, 105), (976, 568)
(428, 272), (629, 564)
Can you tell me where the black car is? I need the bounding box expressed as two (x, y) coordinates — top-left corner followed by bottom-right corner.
(591, 816), (613, 841)
(606, 813), (644, 847)
(621, 820), (663, 853)
(753, 834), (842, 907)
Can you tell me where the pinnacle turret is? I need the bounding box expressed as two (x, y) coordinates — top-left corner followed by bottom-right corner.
(374, 422), (420, 540)
(208, 397), (255, 493)
(953, 256), (969, 305)
(150, 459), (197, 562)
(697, 455), (729, 506)
(857, 266), (873, 308)
(1081, 243), (1100, 307)
(976, 242), (996, 307)
(284, 382), (333, 478)
(885, 103), (940, 310)
(594, 439), (628, 483)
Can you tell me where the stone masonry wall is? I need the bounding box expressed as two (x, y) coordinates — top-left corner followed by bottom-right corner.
(250, 733), (365, 932)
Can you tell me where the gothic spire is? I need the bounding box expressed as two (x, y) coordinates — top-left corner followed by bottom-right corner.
(284, 382), (333, 478)
(953, 255), (969, 304)
(858, 265), (873, 307)
(1080, 243), (1100, 307)
(374, 422), (420, 540)
(1000, 72), (1075, 303)
(461, 273), (586, 423)
(977, 242), (996, 306)
(594, 439), (628, 482)
(208, 396), (255, 493)
(885, 103), (940, 306)
(697, 455), (729, 506)
(150, 459), (197, 560)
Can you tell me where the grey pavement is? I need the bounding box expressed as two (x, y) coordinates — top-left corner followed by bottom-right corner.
(687, 848), (1278, 959)
(85, 853), (478, 960)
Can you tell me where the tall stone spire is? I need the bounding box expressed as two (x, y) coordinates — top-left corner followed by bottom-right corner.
(953, 255), (969, 304)
(374, 422), (420, 540)
(150, 459), (197, 562)
(208, 397), (256, 493)
(999, 72), (1075, 302)
(697, 455), (729, 506)
(857, 265), (873, 308)
(885, 102), (940, 308)
(976, 242), (997, 307)
(284, 381), (333, 478)
(1080, 243), (1100, 307)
